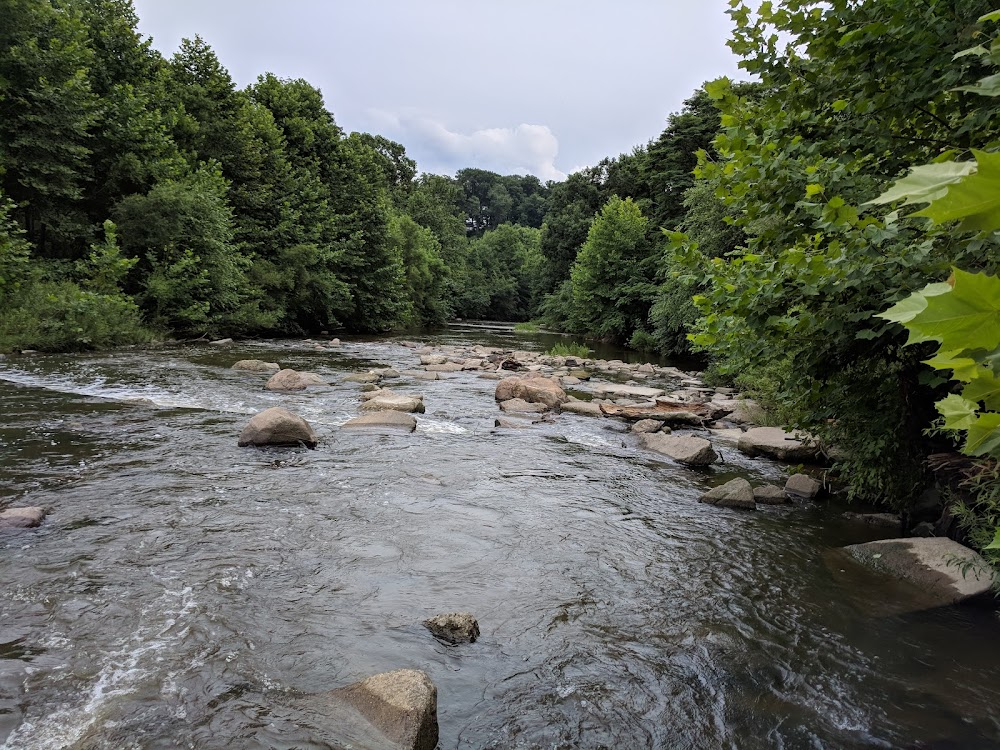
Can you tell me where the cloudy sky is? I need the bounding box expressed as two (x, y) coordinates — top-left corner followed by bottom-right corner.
(132, 1), (743, 181)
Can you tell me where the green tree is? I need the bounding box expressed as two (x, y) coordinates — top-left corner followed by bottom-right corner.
(569, 196), (655, 341)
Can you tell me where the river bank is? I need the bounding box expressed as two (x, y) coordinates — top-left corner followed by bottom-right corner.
(1, 328), (999, 748)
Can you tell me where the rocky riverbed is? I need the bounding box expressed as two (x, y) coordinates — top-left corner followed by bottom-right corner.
(0, 327), (998, 748)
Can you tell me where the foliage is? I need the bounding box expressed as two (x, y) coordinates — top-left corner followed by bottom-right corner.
(387, 213), (449, 327)
(513, 322), (540, 332)
(671, 0), (1000, 506)
(548, 342), (591, 358)
(458, 224), (544, 321)
(569, 196), (655, 342)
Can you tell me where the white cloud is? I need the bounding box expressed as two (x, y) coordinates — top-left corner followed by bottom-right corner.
(368, 110), (566, 181)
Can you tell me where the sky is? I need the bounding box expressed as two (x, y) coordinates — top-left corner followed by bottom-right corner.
(132, 1), (744, 182)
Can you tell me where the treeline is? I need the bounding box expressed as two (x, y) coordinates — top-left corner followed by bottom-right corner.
(3, 0), (999, 522)
(0, 0), (557, 347)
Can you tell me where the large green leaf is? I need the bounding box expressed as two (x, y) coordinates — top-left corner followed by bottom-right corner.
(906, 269), (1000, 352)
(965, 368), (1000, 410)
(924, 350), (984, 382)
(966, 412), (1000, 457)
(986, 528), (1000, 551)
(914, 151), (1000, 231)
(954, 72), (1000, 97)
(937, 393), (981, 430)
(877, 281), (952, 344)
(865, 161), (974, 207)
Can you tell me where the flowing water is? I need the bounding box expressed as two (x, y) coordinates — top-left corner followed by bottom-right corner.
(1, 327), (998, 749)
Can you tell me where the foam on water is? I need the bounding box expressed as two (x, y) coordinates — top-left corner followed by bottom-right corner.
(1, 583), (197, 750)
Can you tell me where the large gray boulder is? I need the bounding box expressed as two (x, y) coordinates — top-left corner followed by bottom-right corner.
(495, 376), (567, 409)
(308, 669), (438, 750)
(342, 411), (417, 432)
(638, 433), (717, 466)
(0, 507), (45, 529)
(424, 612), (480, 644)
(631, 419), (665, 434)
(425, 362), (464, 373)
(265, 369), (328, 391)
(344, 372), (382, 384)
(238, 407), (318, 448)
(699, 478), (756, 509)
(737, 427), (822, 462)
(843, 537), (996, 606)
(231, 359), (280, 373)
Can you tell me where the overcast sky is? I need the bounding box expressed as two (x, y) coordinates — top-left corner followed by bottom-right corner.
(132, 1), (743, 181)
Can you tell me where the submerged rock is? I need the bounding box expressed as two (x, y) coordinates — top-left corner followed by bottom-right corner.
(699, 478), (756, 510)
(424, 612), (480, 644)
(238, 407), (318, 448)
(231, 359), (280, 373)
(342, 411), (417, 432)
(0, 507), (45, 529)
(307, 669), (438, 750)
(638, 433), (717, 466)
(843, 537), (995, 606)
(841, 512), (901, 530)
(737, 427), (822, 463)
(265, 369), (328, 391)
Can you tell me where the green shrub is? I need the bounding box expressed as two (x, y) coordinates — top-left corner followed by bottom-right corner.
(628, 329), (658, 352)
(513, 321), (540, 332)
(548, 342), (591, 358)
(0, 280), (151, 352)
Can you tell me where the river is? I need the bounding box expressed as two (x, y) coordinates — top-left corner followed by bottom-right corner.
(1, 326), (998, 749)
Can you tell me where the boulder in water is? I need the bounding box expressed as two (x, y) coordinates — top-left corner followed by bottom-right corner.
(631, 419), (665, 434)
(737, 427), (822, 462)
(342, 411), (417, 432)
(843, 537), (996, 606)
(785, 473), (821, 500)
(343, 372), (382, 384)
(231, 359), (280, 373)
(753, 485), (788, 505)
(495, 376), (567, 409)
(307, 669), (438, 750)
(499, 398), (548, 414)
(561, 399), (603, 417)
(361, 393), (426, 414)
(265, 369), (328, 391)
(638, 433), (717, 466)
(209, 337), (233, 346)
(238, 407), (318, 448)
(0, 507), (45, 529)
(424, 612), (480, 644)
(700, 478), (756, 509)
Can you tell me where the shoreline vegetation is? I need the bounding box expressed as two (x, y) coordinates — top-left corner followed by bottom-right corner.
(1, 1), (998, 573)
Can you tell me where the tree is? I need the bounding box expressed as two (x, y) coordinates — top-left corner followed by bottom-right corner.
(569, 196), (655, 341)
(675, 0), (1000, 505)
(0, 0), (99, 255)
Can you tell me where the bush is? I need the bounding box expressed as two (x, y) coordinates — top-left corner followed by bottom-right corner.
(628, 329), (658, 352)
(0, 280), (151, 352)
(513, 321), (540, 332)
(548, 342), (590, 358)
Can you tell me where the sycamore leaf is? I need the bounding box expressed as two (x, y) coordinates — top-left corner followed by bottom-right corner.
(877, 281), (954, 344)
(954, 44), (990, 60)
(914, 150), (1000, 231)
(979, 9), (1000, 23)
(865, 161), (975, 207)
(966, 412), (1000, 458)
(924, 350), (983, 382)
(985, 528), (1000, 551)
(906, 269), (1000, 352)
(937, 393), (980, 431)
(965, 368), (1000, 410)
(954, 72), (1000, 97)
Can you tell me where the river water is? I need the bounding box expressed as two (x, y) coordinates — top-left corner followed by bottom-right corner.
(1, 326), (998, 749)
